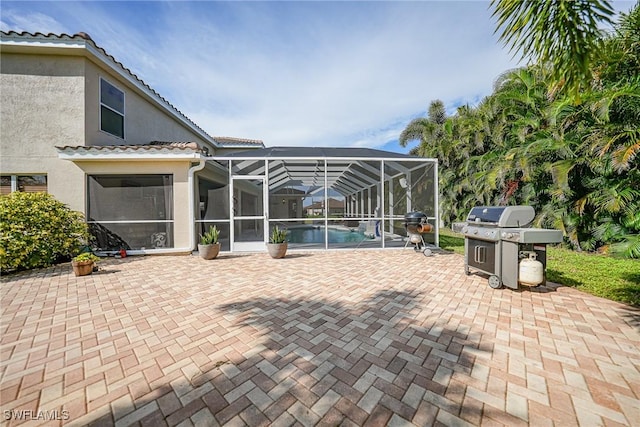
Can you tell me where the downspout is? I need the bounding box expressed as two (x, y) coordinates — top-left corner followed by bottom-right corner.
(187, 157), (207, 252)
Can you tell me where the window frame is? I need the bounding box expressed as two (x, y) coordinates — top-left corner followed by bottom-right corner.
(1, 174), (47, 194)
(99, 77), (125, 139)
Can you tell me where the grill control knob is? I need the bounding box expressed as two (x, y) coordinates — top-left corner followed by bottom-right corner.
(501, 232), (507, 238)
(473, 229), (478, 235)
(507, 233), (514, 239)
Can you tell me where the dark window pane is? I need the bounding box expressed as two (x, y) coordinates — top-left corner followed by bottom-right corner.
(101, 106), (124, 138)
(100, 79), (124, 113)
(18, 175), (47, 193)
(1, 176), (11, 195)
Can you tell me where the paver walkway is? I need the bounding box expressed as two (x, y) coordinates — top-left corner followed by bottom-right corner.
(1, 250), (639, 426)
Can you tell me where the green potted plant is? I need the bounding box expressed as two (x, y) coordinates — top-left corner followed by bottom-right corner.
(267, 226), (288, 258)
(72, 252), (100, 276)
(198, 225), (221, 260)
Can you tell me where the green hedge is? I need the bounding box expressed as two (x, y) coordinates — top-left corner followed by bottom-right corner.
(0, 192), (89, 272)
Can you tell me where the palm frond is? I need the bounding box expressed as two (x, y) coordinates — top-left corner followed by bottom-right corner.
(609, 235), (640, 259)
(491, 0), (615, 99)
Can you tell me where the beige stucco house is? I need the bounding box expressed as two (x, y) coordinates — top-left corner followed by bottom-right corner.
(1, 31), (439, 255)
(1, 31), (263, 253)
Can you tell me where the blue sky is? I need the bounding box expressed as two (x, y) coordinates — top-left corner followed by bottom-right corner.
(1, 1), (635, 153)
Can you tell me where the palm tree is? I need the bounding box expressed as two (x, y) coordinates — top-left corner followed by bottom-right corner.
(399, 100), (450, 163)
(588, 4), (640, 172)
(491, 0), (615, 99)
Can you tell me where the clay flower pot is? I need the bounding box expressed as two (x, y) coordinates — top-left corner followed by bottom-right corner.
(72, 260), (94, 276)
(72, 253), (100, 276)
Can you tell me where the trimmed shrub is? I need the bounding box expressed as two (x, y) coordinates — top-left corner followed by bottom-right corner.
(0, 192), (90, 272)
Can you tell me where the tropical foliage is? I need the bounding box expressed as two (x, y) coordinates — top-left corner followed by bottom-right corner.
(269, 226), (288, 244)
(1, 192), (90, 272)
(73, 252), (100, 263)
(401, 4), (640, 258)
(491, 0), (615, 99)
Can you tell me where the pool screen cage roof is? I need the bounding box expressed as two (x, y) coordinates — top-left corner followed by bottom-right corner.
(215, 147), (436, 195)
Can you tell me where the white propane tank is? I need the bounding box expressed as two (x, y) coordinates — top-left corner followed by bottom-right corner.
(519, 252), (544, 286)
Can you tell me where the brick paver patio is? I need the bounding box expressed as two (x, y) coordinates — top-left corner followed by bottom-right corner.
(1, 250), (639, 426)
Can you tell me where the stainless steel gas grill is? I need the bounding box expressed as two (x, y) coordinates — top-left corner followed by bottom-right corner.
(461, 206), (563, 289)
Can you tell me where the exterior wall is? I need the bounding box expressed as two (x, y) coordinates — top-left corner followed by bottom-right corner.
(74, 160), (192, 250)
(83, 60), (212, 148)
(0, 53), (87, 211)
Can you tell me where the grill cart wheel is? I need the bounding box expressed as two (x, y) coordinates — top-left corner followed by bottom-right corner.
(423, 248), (432, 257)
(488, 275), (502, 289)
(464, 266), (470, 275)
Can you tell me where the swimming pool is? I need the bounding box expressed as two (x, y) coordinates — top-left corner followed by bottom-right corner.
(286, 225), (368, 244)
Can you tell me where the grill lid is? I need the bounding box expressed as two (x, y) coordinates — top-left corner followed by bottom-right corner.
(466, 206), (534, 228)
(405, 211), (427, 220)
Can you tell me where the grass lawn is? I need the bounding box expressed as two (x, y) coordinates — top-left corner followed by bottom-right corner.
(439, 229), (640, 306)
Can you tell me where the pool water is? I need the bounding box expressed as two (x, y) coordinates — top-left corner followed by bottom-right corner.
(287, 225), (368, 244)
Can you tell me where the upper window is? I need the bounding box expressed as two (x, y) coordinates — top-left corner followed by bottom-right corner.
(100, 78), (125, 139)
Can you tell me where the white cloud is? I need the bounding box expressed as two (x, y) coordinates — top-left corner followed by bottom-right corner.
(2, 1), (522, 149)
(149, 2), (519, 147)
(0, 10), (69, 34)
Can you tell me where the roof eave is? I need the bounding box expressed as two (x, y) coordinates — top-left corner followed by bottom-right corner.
(56, 148), (203, 161)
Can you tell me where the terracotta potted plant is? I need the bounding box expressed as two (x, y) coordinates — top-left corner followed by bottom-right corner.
(72, 252), (99, 276)
(198, 225), (221, 260)
(266, 226), (288, 259)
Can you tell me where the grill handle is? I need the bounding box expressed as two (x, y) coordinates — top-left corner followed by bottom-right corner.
(474, 246), (486, 264)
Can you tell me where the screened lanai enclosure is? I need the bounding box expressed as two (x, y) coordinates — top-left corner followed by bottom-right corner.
(196, 147), (438, 252)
